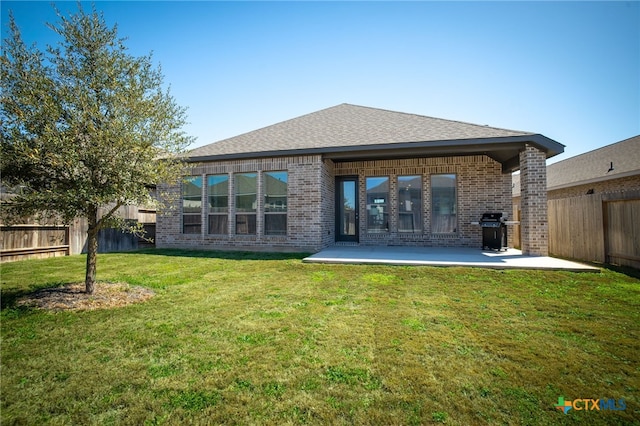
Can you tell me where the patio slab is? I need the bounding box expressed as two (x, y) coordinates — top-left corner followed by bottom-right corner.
(303, 246), (599, 272)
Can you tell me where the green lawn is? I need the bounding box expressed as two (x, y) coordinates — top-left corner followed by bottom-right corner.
(1, 249), (639, 425)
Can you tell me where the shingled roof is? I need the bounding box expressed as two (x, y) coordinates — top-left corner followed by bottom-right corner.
(188, 104), (563, 171)
(513, 135), (640, 196)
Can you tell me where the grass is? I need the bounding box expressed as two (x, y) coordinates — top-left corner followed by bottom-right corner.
(1, 249), (639, 425)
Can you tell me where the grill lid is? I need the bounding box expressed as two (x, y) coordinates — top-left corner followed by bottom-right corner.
(481, 221), (503, 228)
(480, 212), (506, 222)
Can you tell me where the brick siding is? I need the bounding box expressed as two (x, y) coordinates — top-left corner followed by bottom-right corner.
(519, 145), (548, 256)
(157, 154), (514, 252)
(157, 155), (327, 252)
(334, 155), (511, 248)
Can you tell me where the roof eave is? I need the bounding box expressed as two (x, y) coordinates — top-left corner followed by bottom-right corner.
(526, 134), (565, 158)
(185, 134), (564, 172)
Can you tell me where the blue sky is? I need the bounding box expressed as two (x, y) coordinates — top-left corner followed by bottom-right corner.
(2, 1), (639, 163)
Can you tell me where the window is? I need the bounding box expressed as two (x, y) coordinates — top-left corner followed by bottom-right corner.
(207, 174), (228, 234)
(235, 172), (257, 234)
(431, 174), (457, 233)
(264, 171), (287, 235)
(366, 177), (389, 232)
(398, 175), (422, 232)
(182, 176), (202, 234)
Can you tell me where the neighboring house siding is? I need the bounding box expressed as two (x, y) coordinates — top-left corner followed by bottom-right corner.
(548, 175), (640, 200)
(157, 154), (513, 252)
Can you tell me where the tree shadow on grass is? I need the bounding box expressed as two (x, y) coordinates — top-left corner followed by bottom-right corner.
(1, 281), (70, 311)
(1, 250), (312, 311)
(134, 248), (311, 261)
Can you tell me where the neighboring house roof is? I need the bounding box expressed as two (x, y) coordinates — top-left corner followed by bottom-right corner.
(187, 103), (563, 172)
(512, 135), (640, 196)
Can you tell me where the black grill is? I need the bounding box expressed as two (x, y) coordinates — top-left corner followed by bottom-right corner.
(480, 212), (507, 251)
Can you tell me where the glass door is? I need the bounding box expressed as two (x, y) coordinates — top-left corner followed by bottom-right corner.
(336, 176), (358, 242)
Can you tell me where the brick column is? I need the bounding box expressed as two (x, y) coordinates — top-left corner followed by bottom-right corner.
(519, 145), (548, 256)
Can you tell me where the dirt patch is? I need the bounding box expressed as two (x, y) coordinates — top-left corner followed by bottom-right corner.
(16, 282), (155, 312)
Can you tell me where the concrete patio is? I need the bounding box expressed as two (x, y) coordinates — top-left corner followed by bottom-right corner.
(303, 246), (599, 272)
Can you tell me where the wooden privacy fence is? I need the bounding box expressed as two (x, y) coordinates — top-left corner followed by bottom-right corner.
(514, 190), (640, 269)
(0, 225), (70, 262)
(604, 198), (640, 268)
(1, 205), (156, 262)
(548, 195), (605, 263)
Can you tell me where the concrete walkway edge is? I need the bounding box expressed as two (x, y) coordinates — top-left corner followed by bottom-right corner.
(303, 246), (599, 272)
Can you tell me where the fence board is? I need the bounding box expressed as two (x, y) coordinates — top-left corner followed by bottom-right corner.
(606, 199), (640, 269)
(511, 204), (521, 248)
(0, 225), (67, 250)
(547, 195), (605, 263)
(0, 225), (70, 262)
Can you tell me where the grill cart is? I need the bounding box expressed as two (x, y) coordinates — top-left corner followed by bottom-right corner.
(479, 212), (508, 251)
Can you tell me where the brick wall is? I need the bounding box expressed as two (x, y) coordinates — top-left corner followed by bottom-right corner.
(156, 155), (327, 252)
(519, 145), (548, 256)
(320, 159), (336, 248)
(334, 155), (511, 248)
(157, 154), (513, 252)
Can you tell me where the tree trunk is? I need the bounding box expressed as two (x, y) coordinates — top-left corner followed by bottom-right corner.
(85, 206), (99, 294)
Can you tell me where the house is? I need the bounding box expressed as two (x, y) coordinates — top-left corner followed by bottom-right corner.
(157, 104), (564, 255)
(512, 135), (640, 267)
